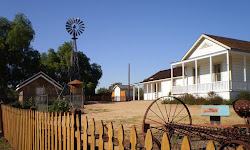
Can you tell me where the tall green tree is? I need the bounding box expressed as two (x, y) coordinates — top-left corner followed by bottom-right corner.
(108, 82), (122, 92)
(0, 13), (40, 101)
(96, 87), (109, 94)
(41, 42), (102, 95)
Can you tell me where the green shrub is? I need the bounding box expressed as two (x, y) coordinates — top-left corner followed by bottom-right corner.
(178, 93), (197, 105)
(223, 99), (235, 105)
(236, 92), (250, 100)
(195, 96), (208, 105)
(207, 96), (223, 105)
(23, 97), (35, 109)
(48, 99), (70, 113)
(206, 91), (223, 105)
(161, 98), (178, 104)
(8, 100), (21, 108)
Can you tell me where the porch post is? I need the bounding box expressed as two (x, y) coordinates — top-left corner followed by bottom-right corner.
(147, 84), (149, 100)
(156, 82), (158, 99)
(244, 55), (247, 90)
(227, 51), (230, 90)
(182, 62), (185, 86)
(151, 83), (153, 100)
(210, 56), (213, 90)
(244, 55), (246, 82)
(171, 64), (173, 94)
(133, 86), (135, 101)
(138, 85), (140, 100)
(195, 59), (198, 93)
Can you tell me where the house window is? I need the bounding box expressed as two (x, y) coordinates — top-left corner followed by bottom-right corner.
(36, 87), (44, 95)
(193, 67), (200, 84)
(214, 64), (221, 81)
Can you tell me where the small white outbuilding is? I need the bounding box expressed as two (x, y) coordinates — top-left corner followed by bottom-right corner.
(112, 85), (133, 101)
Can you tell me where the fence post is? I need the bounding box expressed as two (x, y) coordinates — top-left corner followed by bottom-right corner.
(0, 103), (3, 134)
(72, 109), (81, 150)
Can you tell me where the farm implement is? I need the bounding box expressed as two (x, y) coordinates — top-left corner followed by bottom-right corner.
(141, 96), (250, 149)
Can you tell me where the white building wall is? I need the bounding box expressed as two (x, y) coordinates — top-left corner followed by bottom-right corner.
(232, 54), (244, 82)
(247, 56), (250, 81)
(114, 87), (120, 101)
(161, 80), (171, 96)
(189, 39), (227, 59)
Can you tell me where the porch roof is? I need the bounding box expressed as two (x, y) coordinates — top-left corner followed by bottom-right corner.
(141, 67), (182, 83)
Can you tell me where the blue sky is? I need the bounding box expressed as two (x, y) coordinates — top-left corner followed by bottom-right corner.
(1, 0), (250, 90)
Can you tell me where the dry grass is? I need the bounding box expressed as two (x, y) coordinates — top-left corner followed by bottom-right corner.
(82, 100), (245, 135)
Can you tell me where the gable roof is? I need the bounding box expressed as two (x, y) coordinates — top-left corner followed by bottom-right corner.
(16, 71), (63, 91)
(113, 85), (133, 91)
(142, 67), (182, 83)
(205, 34), (250, 51)
(182, 34), (250, 60)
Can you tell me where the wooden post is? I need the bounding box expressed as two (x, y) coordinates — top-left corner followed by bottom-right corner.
(99, 120), (104, 150)
(118, 125), (124, 150)
(130, 126), (137, 150)
(91, 118), (95, 150)
(0, 104), (3, 134)
(108, 122), (114, 150)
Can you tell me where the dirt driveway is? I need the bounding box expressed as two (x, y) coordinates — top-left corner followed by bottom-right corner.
(82, 100), (244, 135)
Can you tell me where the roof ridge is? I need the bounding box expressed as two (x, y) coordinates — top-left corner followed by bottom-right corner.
(204, 34), (250, 43)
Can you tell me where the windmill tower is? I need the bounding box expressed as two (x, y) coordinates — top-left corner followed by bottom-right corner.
(66, 18), (85, 108)
(66, 17), (85, 81)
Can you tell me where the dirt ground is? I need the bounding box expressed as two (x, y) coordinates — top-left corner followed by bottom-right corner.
(82, 100), (245, 137)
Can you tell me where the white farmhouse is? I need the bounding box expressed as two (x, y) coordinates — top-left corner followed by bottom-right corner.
(132, 34), (250, 100)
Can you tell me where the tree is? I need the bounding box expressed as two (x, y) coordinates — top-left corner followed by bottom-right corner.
(96, 87), (109, 94)
(108, 82), (122, 92)
(41, 42), (102, 95)
(135, 88), (144, 99)
(0, 13), (41, 101)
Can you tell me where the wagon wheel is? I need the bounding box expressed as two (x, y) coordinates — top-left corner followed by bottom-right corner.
(142, 96), (192, 149)
(219, 141), (250, 150)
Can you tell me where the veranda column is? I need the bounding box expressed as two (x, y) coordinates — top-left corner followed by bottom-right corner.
(226, 52), (230, 90)
(133, 86), (135, 101)
(182, 63), (185, 86)
(156, 82), (158, 99)
(147, 84), (149, 100)
(138, 85), (140, 100)
(244, 55), (247, 90)
(171, 64), (173, 94)
(210, 56), (213, 90)
(151, 83), (153, 100)
(195, 59), (198, 93)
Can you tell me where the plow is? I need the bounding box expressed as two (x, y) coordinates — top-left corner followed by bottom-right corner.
(141, 96), (250, 149)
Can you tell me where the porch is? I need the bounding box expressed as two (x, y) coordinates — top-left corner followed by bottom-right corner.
(171, 50), (250, 96)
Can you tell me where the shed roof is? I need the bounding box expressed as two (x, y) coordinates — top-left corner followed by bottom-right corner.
(16, 71), (63, 91)
(68, 80), (83, 85)
(113, 85), (133, 91)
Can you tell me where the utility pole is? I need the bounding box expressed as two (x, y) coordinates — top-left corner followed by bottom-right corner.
(128, 63), (130, 101)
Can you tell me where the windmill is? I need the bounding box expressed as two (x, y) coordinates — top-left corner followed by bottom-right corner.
(66, 17), (85, 81)
(65, 18), (85, 108)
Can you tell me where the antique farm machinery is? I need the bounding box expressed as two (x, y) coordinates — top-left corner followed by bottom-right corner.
(142, 96), (250, 149)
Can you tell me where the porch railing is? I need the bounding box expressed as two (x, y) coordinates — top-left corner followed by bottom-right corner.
(173, 81), (250, 94)
(231, 81), (250, 91)
(172, 81), (229, 94)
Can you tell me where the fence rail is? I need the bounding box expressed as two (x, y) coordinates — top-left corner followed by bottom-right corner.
(1, 105), (246, 150)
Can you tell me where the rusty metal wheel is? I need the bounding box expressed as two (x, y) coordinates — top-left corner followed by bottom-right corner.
(219, 141), (250, 150)
(142, 96), (192, 149)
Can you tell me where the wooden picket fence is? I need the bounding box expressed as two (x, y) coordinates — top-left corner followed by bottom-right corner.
(0, 104), (245, 150)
